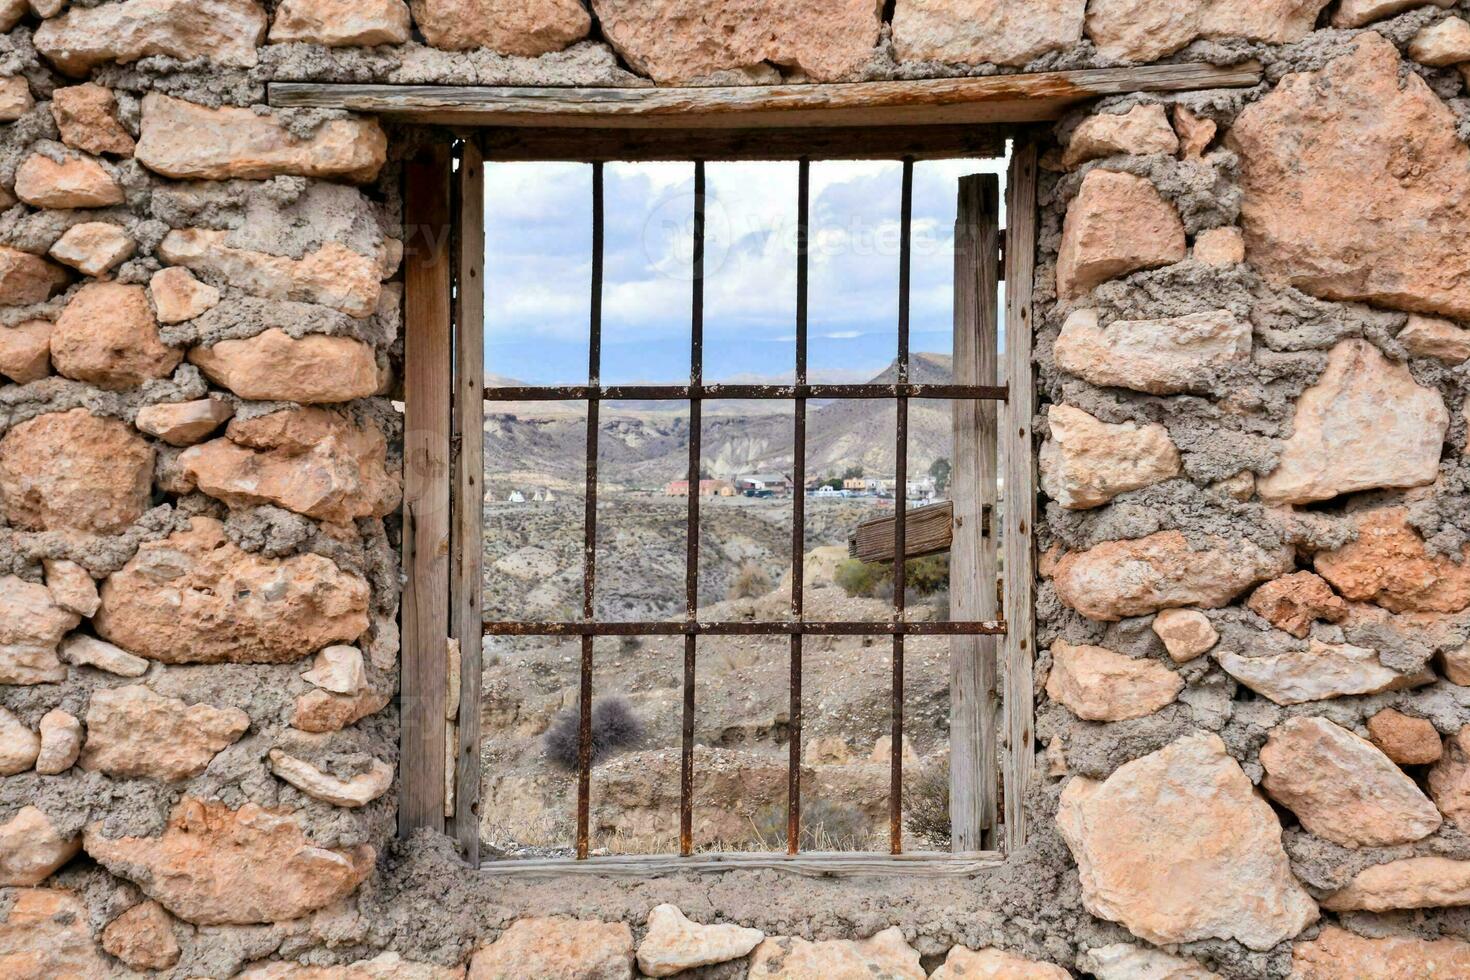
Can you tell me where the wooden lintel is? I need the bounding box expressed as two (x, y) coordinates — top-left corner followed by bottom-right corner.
(476, 125), (1008, 162)
(268, 61), (1261, 130)
(849, 501), (962, 564)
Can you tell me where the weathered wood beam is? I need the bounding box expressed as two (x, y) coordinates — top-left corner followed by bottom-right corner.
(269, 61), (1261, 129)
(848, 501), (957, 564)
(476, 125), (1007, 162)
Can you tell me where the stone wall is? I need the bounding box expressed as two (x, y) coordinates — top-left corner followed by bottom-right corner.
(2, 0), (1470, 977)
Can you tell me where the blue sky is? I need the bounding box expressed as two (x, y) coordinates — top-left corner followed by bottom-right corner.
(485, 157), (1008, 386)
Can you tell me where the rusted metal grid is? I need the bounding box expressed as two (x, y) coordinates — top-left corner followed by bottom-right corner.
(482, 159), (1008, 861)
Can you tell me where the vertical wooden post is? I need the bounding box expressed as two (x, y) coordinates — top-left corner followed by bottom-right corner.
(400, 140), (454, 837)
(949, 173), (1001, 852)
(1001, 140), (1040, 853)
(449, 139), (486, 862)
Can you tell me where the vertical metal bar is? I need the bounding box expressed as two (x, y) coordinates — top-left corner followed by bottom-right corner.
(787, 159), (810, 855)
(576, 162), (605, 861)
(680, 161), (706, 857)
(891, 158), (913, 855)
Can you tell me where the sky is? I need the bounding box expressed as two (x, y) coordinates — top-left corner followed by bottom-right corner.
(484, 155), (1009, 386)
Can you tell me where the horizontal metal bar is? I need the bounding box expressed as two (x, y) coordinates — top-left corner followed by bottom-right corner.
(474, 849), (1004, 877)
(483, 383), (1008, 402)
(484, 620), (1007, 636)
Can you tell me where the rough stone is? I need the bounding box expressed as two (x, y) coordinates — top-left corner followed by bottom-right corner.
(48, 221), (135, 277)
(34, 709), (81, 775)
(1056, 170), (1185, 300)
(84, 798), (376, 926)
(302, 644), (366, 695)
(1192, 226), (1244, 266)
(1259, 715), (1440, 847)
(1056, 732), (1317, 950)
(931, 946), (1070, 979)
(136, 397), (234, 447)
(0, 248), (69, 307)
(1045, 641), (1183, 721)
(0, 575), (79, 685)
(1292, 926), (1470, 980)
(0, 806), (79, 885)
(1447, 644), (1470, 685)
(80, 684), (249, 781)
(189, 328), (384, 401)
(1315, 507), (1470, 615)
(238, 953), (465, 978)
(747, 927), (925, 979)
(1231, 34), (1470, 320)
(59, 634), (149, 677)
(1051, 531), (1294, 621)
(14, 150), (124, 209)
(1324, 856), (1470, 911)
(467, 916), (634, 980)
(136, 94), (387, 184)
(51, 83), (135, 156)
(592, 0), (880, 84)
(1062, 104), (1178, 169)
(1246, 572), (1349, 639)
(50, 282), (181, 389)
(1257, 340), (1447, 505)
(1410, 16), (1470, 66)
(0, 708), (39, 775)
(1368, 708), (1442, 766)
(1399, 314), (1470, 363)
(1150, 608), (1218, 663)
(0, 888), (109, 976)
(0, 409), (153, 535)
(636, 904), (763, 977)
(1173, 105), (1217, 160)
(149, 266), (220, 324)
(892, 0), (1085, 68)
(0, 320), (52, 383)
(269, 0), (410, 46)
(1086, 0), (1331, 61)
(1052, 309), (1251, 395)
(94, 516), (371, 664)
(1040, 403), (1180, 510)
(163, 232), (382, 319)
(411, 0), (589, 56)
(36, 0), (263, 74)
(1430, 726), (1470, 831)
(1078, 943), (1222, 980)
(102, 900), (180, 972)
(1216, 641), (1433, 705)
(1333, 0), (1455, 29)
(291, 687), (390, 733)
(0, 75), (32, 122)
(268, 750), (392, 808)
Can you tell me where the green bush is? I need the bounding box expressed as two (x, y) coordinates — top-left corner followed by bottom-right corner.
(835, 554), (950, 599)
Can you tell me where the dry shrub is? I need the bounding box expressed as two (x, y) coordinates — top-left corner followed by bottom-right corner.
(728, 561), (773, 600)
(543, 696), (645, 770)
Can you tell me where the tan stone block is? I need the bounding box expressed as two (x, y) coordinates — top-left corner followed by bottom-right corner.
(148, 266), (220, 324)
(1192, 227), (1244, 266)
(14, 150), (123, 208)
(1292, 926), (1470, 980)
(1324, 855), (1470, 911)
(1086, 0), (1330, 61)
(48, 220), (135, 276)
(1399, 314), (1470, 363)
(1151, 608), (1218, 662)
(748, 928), (924, 980)
(80, 684), (249, 781)
(1215, 641), (1433, 706)
(34, 709), (81, 775)
(1056, 170), (1185, 300)
(1315, 506), (1470, 615)
(189, 328), (383, 402)
(0, 708), (39, 775)
(50, 83), (135, 155)
(931, 946), (1070, 979)
(636, 904), (763, 978)
(268, 750), (393, 808)
(269, 0), (410, 46)
(468, 916), (635, 979)
(1409, 16), (1470, 66)
(1445, 644), (1470, 685)
(290, 686), (390, 733)
(35, 0), (265, 75)
(0, 408), (153, 534)
(1333, 0), (1455, 29)
(161, 229), (382, 318)
(301, 644), (366, 695)
(1172, 105), (1216, 160)
(1078, 943), (1222, 980)
(0, 247), (69, 307)
(1430, 726), (1470, 831)
(1039, 403), (1179, 510)
(412, 0), (588, 55)
(237, 952), (465, 978)
(0, 574), (77, 685)
(1062, 104), (1178, 169)
(59, 633), (149, 676)
(0, 888), (109, 976)
(0, 75), (33, 122)
(50, 282), (181, 390)
(1045, 641), (1182, 721)
(0, 0), (20, 30)
(102, 900), (180, 972)
(892, 0), (1084, 68)
(0, 319), (52, 383)
(135, 396), (233, 447)
(1246, 572), (1348, 639)
(1368, 708), (1442, 766)
(0, 806), (79, 885)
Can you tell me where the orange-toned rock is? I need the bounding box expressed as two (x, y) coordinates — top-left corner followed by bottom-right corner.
(35, 0), (265, 75)
(102, 900), (180, 971)
(80, 684), (249, 781)
(1259, 716), (1440, 847)
(161, 231), (382, 318)
(181, 407), (400, 523)
(1368, 708), (1442, 766)
(748, 928), (924, 980)
(268, 750), (393, 807)
(94, 516), (370, 664)
(1215, 640), (1433, 706)
(1246, 572), (1348, 639)
(1053, 308), (1251, 395)
(0, 806), (80, 886)
(0, 75), (32, 122)
(50, 282), (182, 389)
(1173, 105), (1216, 159)
(1231, 34), (1470, 320)
(48, 221), (135, 276)
(592, 0), (880, 83)
(1086, 0), (1331, 61)
(35, 709), (82, 774)
(84, 798), (375, 925)
(1056, 733), (1317, 950)
(1292, 926), (1470, 980)
(892, 0), (1084, 68)
(136, 94), (386, 184)
(135, 396), (233, 447)
(1039, 403), (1179, 510)
(0, 574), (79, 685)
(189, 328), (384, 401)
(930, 946), (1069, 979)
(468, 916), (635, 980)
(1193, 227), (1243, 266)
(1430, 726), (1470, 831)
(1150, 608), (1217, 662)
(238, 953), (466, 978)
(0, 319), (52, 383)
(51, 83), (135, 155)
(14, 150), (123, 208)
(1056, 170), (1185, 300)
(1323, 855), (1470, 911)
(1399, 314), (1470, 363)
(149, 266), (220, 323)
(1315, 507), (1470, 615)
(0, 247), (69, 307)
(0, 408), (153, 534)
(1051, 530), (1294, 621)
(45, 559), (98, 617)
(1062, 104), (1177, 169)
(0, 888), (109, 977)
(411, 0), (589, 55)
(1333, 0), (1454, 28)
(1257, 341), (1446, 505)
(1045, 641), (1182, 721)
(291, 686), (390, 733)
(269, 0), (410, 45)
(1078, 943), (1222, 980)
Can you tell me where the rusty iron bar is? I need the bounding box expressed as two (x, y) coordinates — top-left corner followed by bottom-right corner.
(788, 158), (809, 857)
(483, 382), (1007, 401)
(680, 161), (706, 859)
(575, 162), (606, 861)
(483, 619), (1007, 636)
(891, 158), (913, 856)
